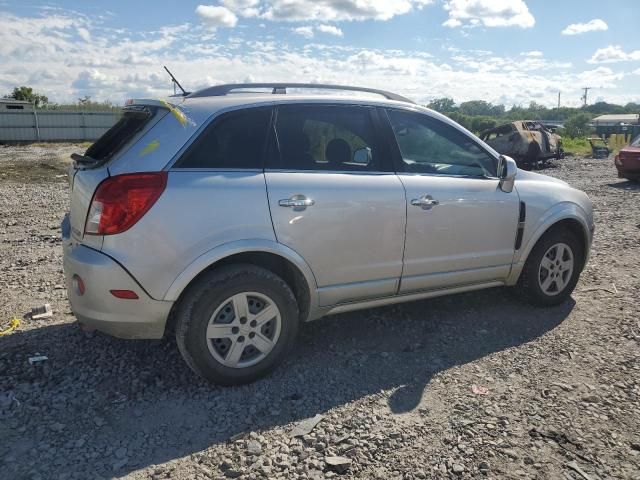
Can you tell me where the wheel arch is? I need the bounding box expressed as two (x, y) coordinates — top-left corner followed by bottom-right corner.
(164, 240), (319, 328)
(507, 204), (592, 285)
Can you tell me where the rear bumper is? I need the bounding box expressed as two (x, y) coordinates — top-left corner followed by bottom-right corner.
(615, 156), (640, 179)
(62, 216), (172, 339)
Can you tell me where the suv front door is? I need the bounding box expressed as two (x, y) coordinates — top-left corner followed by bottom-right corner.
(265, 104), (406, 306)
(384, 108), (520, 294)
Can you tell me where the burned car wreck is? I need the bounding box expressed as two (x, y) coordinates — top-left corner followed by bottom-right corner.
(480, 121), (563, 168)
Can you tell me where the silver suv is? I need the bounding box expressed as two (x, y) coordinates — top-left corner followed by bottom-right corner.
(62, 83), (594, 385)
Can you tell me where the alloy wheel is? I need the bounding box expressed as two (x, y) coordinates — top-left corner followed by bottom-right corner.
(206, 292), (281, 368)
(538, 242), (574, 296)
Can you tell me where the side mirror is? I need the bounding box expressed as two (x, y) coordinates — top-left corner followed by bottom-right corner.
(499, 155), (517, 193)
(353, 147), (372, 165)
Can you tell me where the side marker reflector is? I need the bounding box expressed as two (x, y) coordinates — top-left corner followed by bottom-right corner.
(110, 289), (139, 299)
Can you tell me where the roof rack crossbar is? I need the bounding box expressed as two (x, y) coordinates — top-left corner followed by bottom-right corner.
(186, 83), (414, 104)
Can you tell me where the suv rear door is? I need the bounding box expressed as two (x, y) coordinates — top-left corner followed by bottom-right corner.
(265, 104), (406, 306)
(383, 108), (519, 293)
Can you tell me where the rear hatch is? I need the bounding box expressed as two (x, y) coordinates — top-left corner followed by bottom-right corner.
(67, 103), (167, 246)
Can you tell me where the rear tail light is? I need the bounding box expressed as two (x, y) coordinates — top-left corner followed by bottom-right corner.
(85, 172), (167, 235)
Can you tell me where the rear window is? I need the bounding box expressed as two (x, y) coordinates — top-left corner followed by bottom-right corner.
(175, 107), (272, 169)
(84, 105), (154, 161)
(269, 105), (387, 172)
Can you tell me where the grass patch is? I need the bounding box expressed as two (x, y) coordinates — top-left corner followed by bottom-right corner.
(561, 137), (592, 157)
(562, 134), (631, 158)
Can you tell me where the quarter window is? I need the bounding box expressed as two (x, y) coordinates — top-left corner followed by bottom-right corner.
(387, 109), (497, 177)
(175, 107), (271, 169)
(270, 105), (385, 172)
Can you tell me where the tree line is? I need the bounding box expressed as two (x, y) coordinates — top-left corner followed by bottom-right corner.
(4, 85), (638, 138)
(3, 86), (120, 111)
(426, 98), (640, 137)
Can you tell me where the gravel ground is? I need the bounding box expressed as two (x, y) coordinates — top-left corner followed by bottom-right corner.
(0, 144), (639, 480)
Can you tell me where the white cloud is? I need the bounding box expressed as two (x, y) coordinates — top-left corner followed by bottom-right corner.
(634, 68), (640, 76)
(195, 5), (238, 27)
(575, 67), (624, 88)
(269, 0), (428, 21)
(77, 27), (90, 42)
(561, 18), (607, 35)
(292, 26), (314, 38)
(317, 24), (343, 37)
(443, 0), (534, 28)
(0, 10), (635, 109)
(221, 0), (261, 17)
(72, 69), (118, 91)
(292, 24), (344, 38)
(442, 18), (462, 28)
(214, 0), (432, 22)
(520, 50), (543, 57)
(588, 45), (640, 64)
(348, 50), (423, 76)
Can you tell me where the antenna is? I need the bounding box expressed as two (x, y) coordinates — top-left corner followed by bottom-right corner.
(163, 66), (188, 96)
(581, 87), (591, 107)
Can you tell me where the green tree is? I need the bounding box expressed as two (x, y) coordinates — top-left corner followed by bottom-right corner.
(459, 100), (493, 116)
(563, 113), (593, 138)
(4, 86), (48, 107)
(470, 116), (497, 133)
(426, 97), (456, 113)
(585, 101), (625, 115)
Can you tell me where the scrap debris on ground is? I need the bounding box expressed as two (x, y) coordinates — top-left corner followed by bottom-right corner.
(0, 144), (639, 479)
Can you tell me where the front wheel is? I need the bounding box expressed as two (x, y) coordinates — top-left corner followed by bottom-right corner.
(175, 264), (299, 385)
(513, 228), (584, 306)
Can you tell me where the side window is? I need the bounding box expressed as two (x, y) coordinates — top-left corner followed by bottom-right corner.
(175, 107), (271, 169)
(270, 105), (385, 172)
(387, 109), (498, 177)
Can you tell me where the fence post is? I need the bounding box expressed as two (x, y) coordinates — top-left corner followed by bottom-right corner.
(81, 111), (86, 140)
(33, 107), (41, 141)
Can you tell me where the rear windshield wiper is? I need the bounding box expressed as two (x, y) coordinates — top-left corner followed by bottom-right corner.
(71, 153), (99, 166)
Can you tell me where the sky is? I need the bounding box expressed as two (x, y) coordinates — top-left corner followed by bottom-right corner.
(1, 0), (639, 108)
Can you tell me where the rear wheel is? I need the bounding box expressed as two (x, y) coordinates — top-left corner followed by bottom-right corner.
(513, 228), (584, 306)
(175, 264), (299, 385)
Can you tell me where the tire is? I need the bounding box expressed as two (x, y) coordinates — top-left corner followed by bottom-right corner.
(175, 264), (299, 385)
(513, 227), (584, 306)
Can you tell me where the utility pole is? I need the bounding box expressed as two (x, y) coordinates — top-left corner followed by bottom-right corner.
(557, 91), (561, 109)
(581, 87), (591, 107)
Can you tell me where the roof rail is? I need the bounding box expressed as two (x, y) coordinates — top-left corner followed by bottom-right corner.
(186, 83), (414, 104)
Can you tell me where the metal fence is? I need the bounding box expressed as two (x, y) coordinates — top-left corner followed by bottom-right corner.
(0, 111), (121, 142)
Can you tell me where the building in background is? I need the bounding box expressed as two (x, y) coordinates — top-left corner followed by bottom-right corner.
(0, 98), (34, 111)
(592, 114), (640, 141)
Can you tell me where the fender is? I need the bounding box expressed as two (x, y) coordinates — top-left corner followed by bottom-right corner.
(506, 201), (592, 285)
(163, 239), (320, 319)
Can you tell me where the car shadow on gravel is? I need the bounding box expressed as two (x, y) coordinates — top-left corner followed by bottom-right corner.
(1, 289), (573, 478)
(607, 180), (640, 190)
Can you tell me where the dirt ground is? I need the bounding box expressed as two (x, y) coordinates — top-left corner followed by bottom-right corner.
(0, 144), (639, 480)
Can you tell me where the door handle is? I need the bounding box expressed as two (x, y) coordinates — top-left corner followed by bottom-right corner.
(278, 195), (315, 209)
(411, 194), (439, 210)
